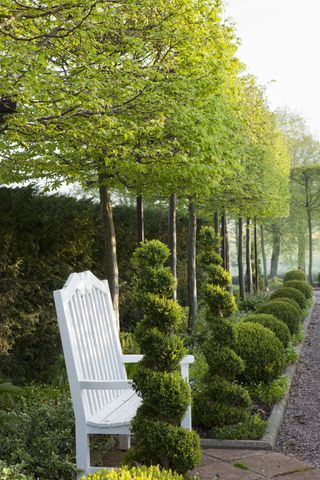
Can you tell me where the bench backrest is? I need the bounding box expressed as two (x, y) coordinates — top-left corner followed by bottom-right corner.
(54, 271), (127, 421)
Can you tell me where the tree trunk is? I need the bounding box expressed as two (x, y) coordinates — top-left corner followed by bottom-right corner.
(214, 212), (220, 254)
(225, 217), (230, 273)
(168, 193), (177, 300)
(260, 224), (268, 289)
(245, 219), (254, 295)
(297, 232), (306, 273)
(99, 178), (119, 329)
(214, 212), (219, 236)
(221, 213), (229, 270)
(136, 196), (144, 245)
(270, 223), (281, 278)
(188, 198), (197, 334)
(238, 217), (245, 299)
(307, 208), (313, 283)
(253, 218), (259, 294)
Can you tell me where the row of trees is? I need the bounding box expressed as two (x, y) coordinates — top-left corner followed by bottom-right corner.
(263, 111), (320, 284)
(0, 0), (292, 332)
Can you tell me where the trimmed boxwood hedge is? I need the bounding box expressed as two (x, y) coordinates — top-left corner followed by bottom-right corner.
(284, 280), (313, 300)
(234, 322), (285, 385)
(277, 298), (304, 320)
(242, 314), (291, 347)
(270, 286), (306, 309)
(283, 270), (306, 282)
(256, 300), (301, 335)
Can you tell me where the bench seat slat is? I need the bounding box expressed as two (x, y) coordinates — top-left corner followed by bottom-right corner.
(87, 390), (141, 427)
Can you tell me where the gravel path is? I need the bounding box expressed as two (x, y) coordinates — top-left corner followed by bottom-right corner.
(277, 290), (320, 467)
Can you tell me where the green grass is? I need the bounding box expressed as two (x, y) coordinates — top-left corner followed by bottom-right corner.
(234, 462), (249, 470)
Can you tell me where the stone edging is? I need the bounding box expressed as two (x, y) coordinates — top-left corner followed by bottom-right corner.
(200, 300), (315, 451)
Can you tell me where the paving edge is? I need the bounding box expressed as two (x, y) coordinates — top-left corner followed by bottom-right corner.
(200, 298), (315, 451)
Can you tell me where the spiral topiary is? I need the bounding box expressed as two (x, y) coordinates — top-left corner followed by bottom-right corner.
(283, 270), (306, 282)
(234, 322), (286, 385)
(270, 287), (306, 309)
(283, 280), (313, 300)
(256, 299), (301, 335)
(193, 227), (251, 430)
(242, 314), (291, 347)
(124, 240), (201, 474)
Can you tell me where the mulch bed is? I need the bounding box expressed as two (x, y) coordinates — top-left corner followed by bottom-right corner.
(276, 290), (320, 467)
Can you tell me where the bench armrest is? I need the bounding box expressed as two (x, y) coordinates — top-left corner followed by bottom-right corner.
(79, 380), (133, 390)
(120, 354), (144, 364)
(180, 355), (194, 380)
(181, 355), (194, 365)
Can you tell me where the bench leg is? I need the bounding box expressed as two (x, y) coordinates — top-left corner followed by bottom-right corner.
(76, 425), (90, 479)
(118, 435), (131, 450)
(181, 405), (192, 430)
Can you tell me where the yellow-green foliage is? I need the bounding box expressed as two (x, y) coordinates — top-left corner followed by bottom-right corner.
(203, 284), (237, 318)
(82, 466), (183, 480)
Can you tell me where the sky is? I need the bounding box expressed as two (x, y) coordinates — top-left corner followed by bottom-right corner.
(225, 0), (320, 138)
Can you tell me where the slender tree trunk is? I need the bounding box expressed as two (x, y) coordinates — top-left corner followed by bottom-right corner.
(221, 213), (229, 270)
(307, 208), (313, 283)
(253, 218), (259, 293)
(220, 213), (225, 268)
(260, 224), (268, 289)
(245, 218), (253, 295)
(136, 196), (144, 245)
(188, 198), (197, 333)
(213, 213), (220, 255)
(214, 212), (219, 236)
(225, 217), (230, 273)
(99, 177), (119, 329)
(238, 217), (245, 299)
(270, 223), (281, 278)
(168, 193), (177, 300)
(297, 232), (306, 273)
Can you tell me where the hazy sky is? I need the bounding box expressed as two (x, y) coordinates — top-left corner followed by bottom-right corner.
(225, 0), (320, 138)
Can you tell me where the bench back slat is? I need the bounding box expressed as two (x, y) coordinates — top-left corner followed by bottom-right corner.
(54, 271), (127, 420)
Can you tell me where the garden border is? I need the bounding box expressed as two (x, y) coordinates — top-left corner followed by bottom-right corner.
(200, 299), (315, 451)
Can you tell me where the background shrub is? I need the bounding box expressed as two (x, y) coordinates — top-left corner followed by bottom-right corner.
(270, 287), (306, 309)
(283, 270), (306, 282)
(237, 293), (268, 313)
(0, 385), (76, 480)
(284, 280), (313, 300)
(242, 314), (291, 347)
(247, 375), (289, 408)
(234, 322), (286, 385)
(257, 300), (301, 334)
(0, 462), (34, 480)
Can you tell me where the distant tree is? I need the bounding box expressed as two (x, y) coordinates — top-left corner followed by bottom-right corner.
(291, 165), (320, 282)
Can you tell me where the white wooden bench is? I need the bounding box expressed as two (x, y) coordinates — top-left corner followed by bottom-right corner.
(53, 271), (194, 477)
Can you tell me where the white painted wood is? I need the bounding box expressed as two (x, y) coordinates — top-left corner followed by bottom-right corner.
(121, 354), (144, 363)
(53, 271), (194, 478)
